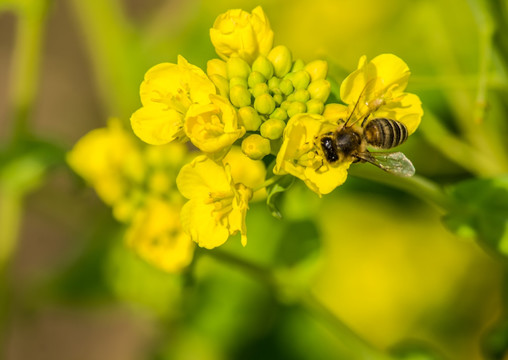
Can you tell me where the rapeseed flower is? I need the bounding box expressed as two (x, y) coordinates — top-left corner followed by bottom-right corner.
(210, 6), (274, 64)
(131, 56), (216, 145)
(176, 156), (255, 249)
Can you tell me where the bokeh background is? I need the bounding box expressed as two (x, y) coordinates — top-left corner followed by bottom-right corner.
(1, 0), (508, 359)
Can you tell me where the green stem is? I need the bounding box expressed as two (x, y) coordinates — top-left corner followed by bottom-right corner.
(204, 249), (394, 359)
(419, 109), (502, 176)
(349, 166), (452, 213)
(254, 175), (283, 192)
(7, 2), (49, 142)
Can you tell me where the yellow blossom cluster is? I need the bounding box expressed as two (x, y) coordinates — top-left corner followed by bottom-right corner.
(69, 6), (423, 272)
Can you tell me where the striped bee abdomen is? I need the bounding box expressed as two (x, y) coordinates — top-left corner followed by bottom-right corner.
(364, 118), (408, 149)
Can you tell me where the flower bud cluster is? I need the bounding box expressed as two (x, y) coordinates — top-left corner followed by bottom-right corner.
(208, 45), (330, 160)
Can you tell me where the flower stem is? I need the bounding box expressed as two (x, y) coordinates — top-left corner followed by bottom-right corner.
(254, 175), (283, 192)
(7, 2), (49, 142)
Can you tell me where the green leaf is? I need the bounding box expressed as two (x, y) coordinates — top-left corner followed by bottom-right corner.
(443, 176), (508, 258)
(266, 175), (295, 219)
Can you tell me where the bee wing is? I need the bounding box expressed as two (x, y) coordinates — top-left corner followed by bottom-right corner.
(356, 152), (415, 177)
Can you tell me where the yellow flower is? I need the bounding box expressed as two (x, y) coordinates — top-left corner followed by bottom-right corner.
(126, 198), (194, 273)
(210, 6), (274, 64)
(67, 119), (145, 208)
(184, 94), (245, 156)
(177, 156), (253, 249)
(274, 113), (350, 196)
(131, 56), (216, 145)
(340, 54), (422, 134)
(223, 146), (267, 201)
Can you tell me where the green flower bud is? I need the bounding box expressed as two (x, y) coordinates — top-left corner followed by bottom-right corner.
(279, 79), (294, 96)
(273, 93), (283, 105)
(238, 106), (262, 131)
(304, 60), (328, 81)
(230, 76), (248, 88)
(251, 82), (269, 98)
(287, 101), (306, 118)
(230, 85), (252, 107)
(248, 71), (266, 88)
(308, 79), (331, 102)
(291, 70), (311, 90)
(280, 100), (291, 110)
(270, 107), (288, 121)
(286, 93), (296, 102)
(209, 74), (229, 97)
(252, 55), (274, 79)
(254, 93), (276, 115)
(242, 134), (271, 160)
(227, 56), (251, 79)
(293, 89), (310, 103)
(267, 45), (292, 78)
(267, 77), (281, 90)
(292, 59), (305, 72)
(260, 118), (286, 140)
(306, 99), (324, 114)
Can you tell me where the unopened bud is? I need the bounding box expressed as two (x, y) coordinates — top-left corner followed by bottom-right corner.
(280, 100), (291, 110)
(291, 70), (311, 90)
(251, 83), (269, 98)
(248, 71), (266, 88)
(287, 101), (306, 118)
(252, 55), (274, 79)
(227, 56), (251, 79)
(304, 60), (328, 81)
(207, 59), (227, 78)
(270, 107), (288, 121)
(267, 45), (292, 78)
(293, 89), (310, 103)
(273, 93), (283, 105)
(307, 79), (331, 102)
(230, 76), (248, 88)
(238, 106), (262, 131)
(268, 77), (280, 90)
(306, 99), (324, 114)
(254, 93), (276, 115)
(242, 134), (271, 160)
(279, 79), (294, 96)
(260, 118), (286, 140)
(292, 59), (305, 72)
(209, 74), (229, 97)
(230, 85), (252, 107)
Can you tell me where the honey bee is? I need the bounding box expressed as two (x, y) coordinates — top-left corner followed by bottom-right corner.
(319, 85), (415, 177)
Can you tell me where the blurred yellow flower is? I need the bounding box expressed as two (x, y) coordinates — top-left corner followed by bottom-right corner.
(131, 56), (216, 145)
(340, 54), (422, 134)
(274, 113), (350, 196)
(184, 94), (245, 156)
(210, 6), (274, 64)
(67, 118), (144, 211)
(177, 156), (253, 249)
(126, 198), (194, 273)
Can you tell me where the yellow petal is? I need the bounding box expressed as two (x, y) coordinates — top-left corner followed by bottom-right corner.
(180, 200), (230, 249)
(176, 156), (231, 199)
(130, 103), (185, 145)
(373, 93), (423, 135)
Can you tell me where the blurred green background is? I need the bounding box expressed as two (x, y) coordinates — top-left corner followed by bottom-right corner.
(1, 0), (508, 359)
